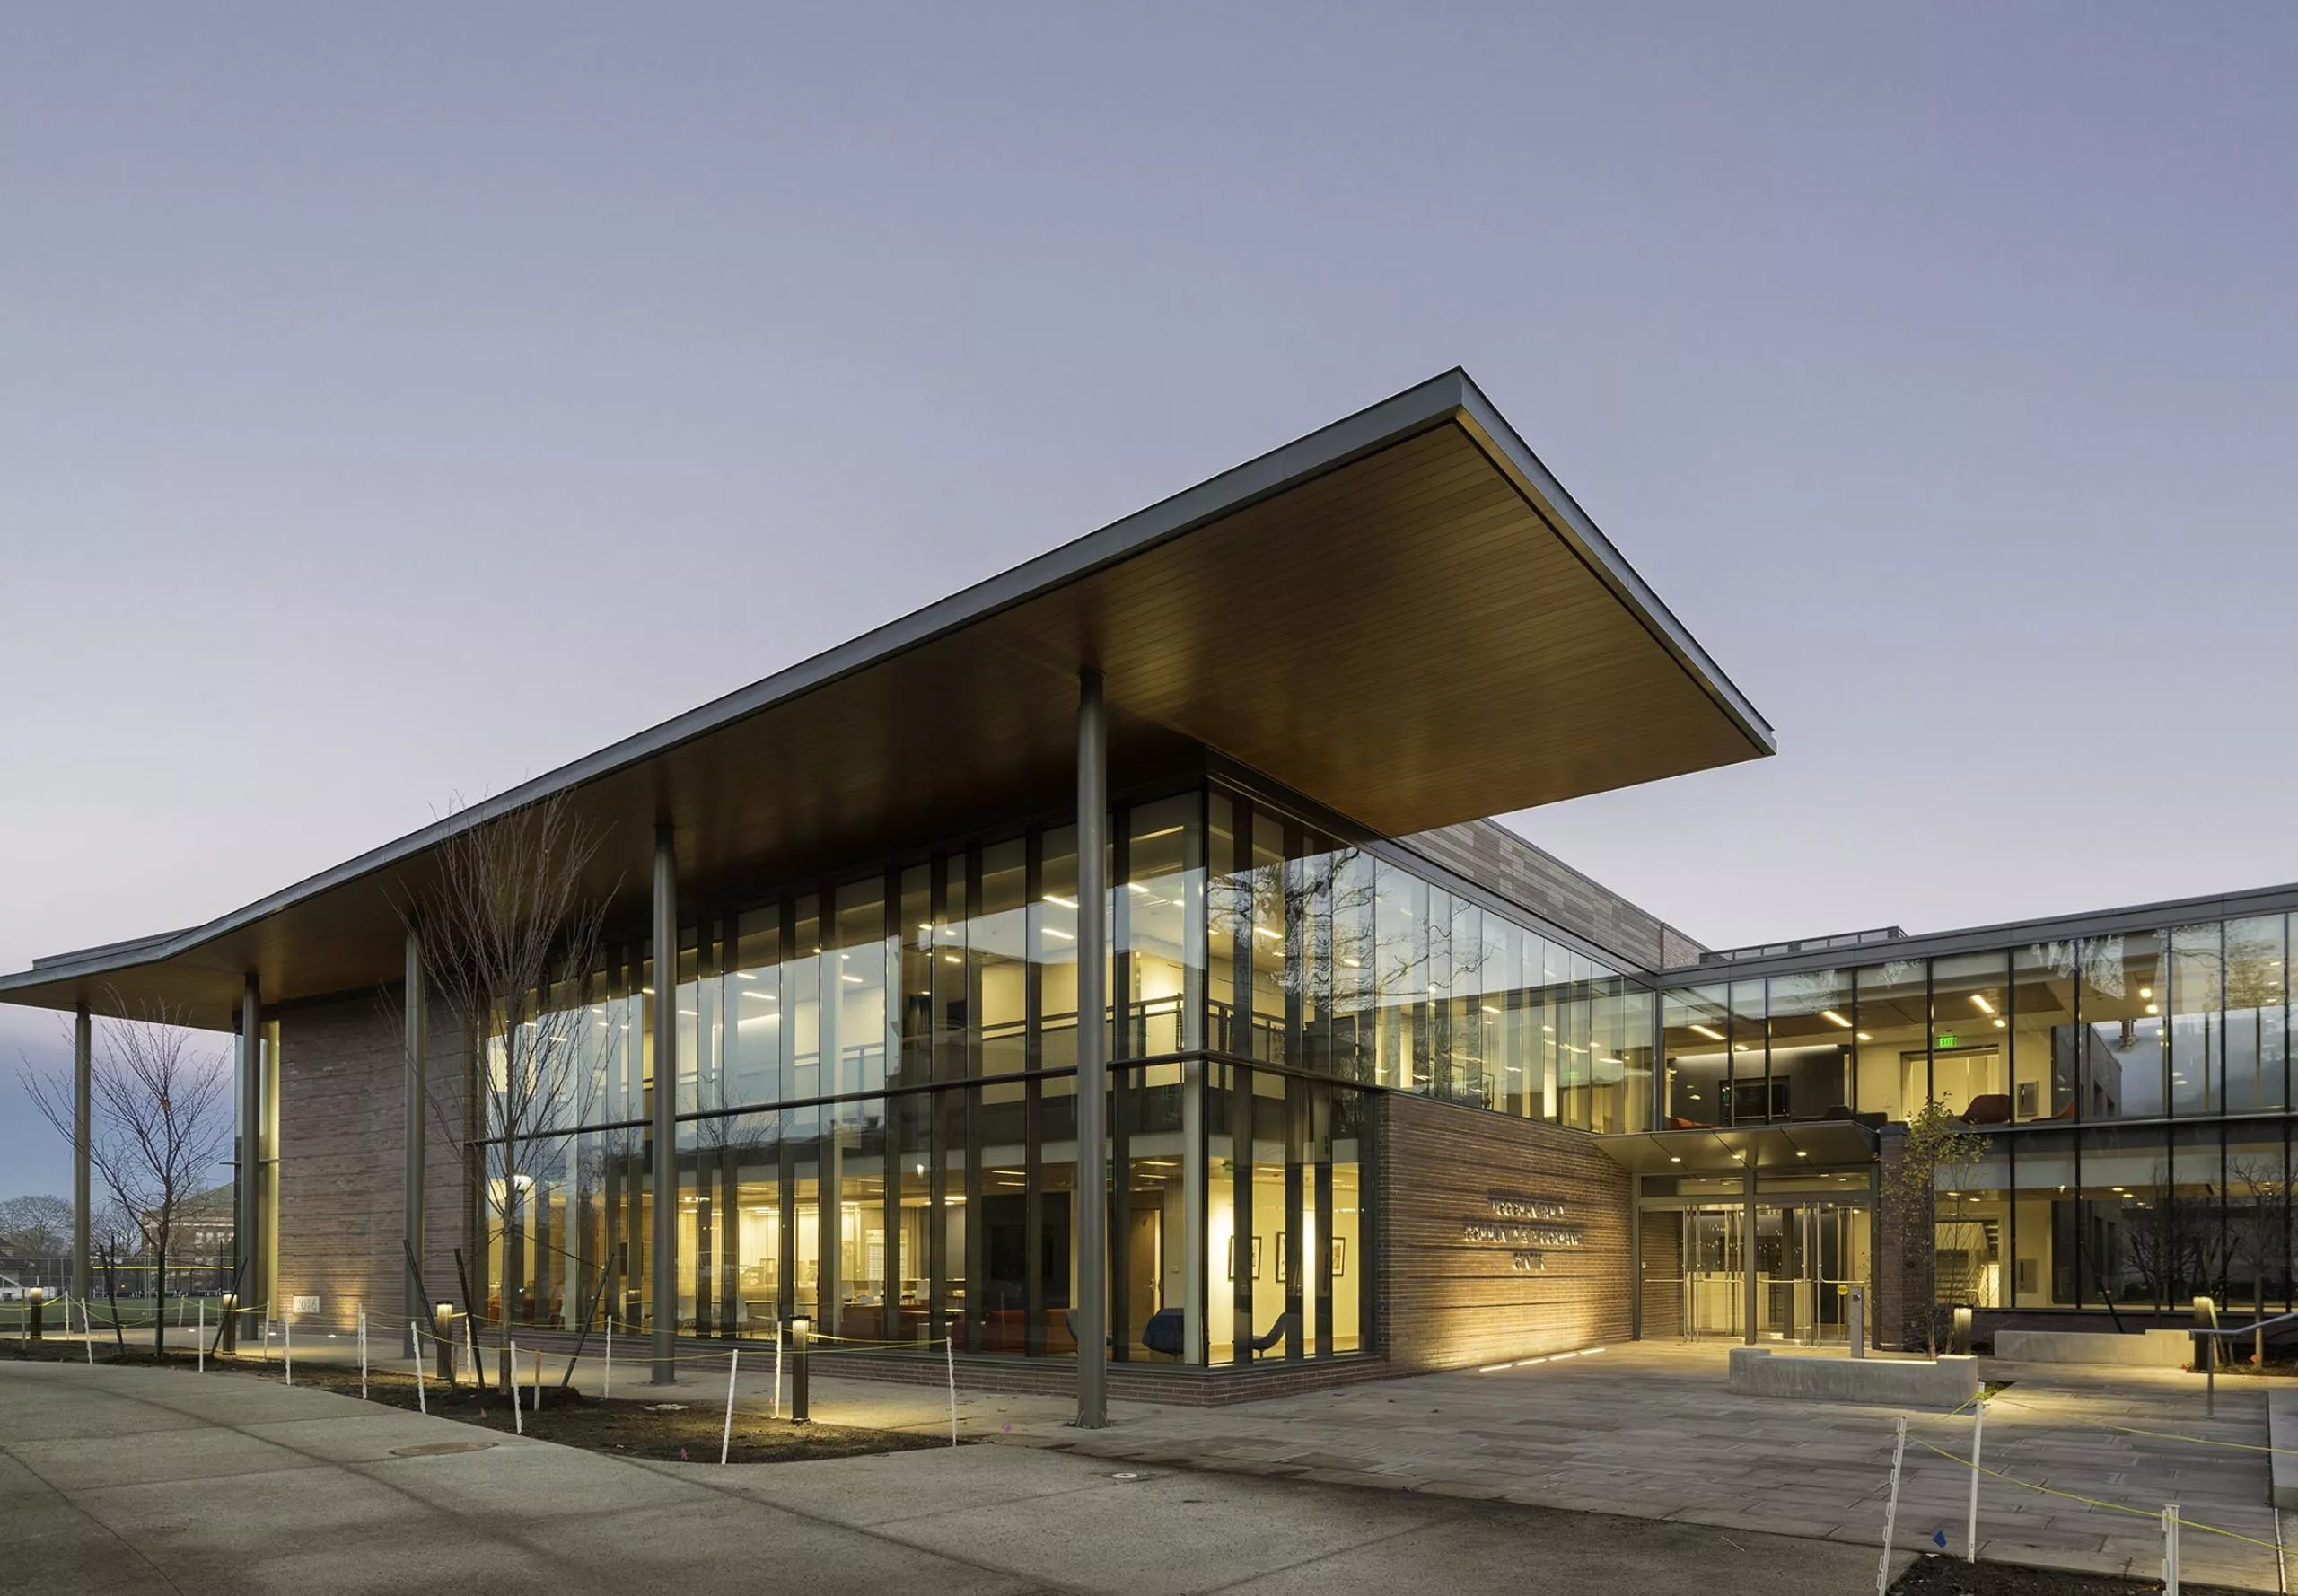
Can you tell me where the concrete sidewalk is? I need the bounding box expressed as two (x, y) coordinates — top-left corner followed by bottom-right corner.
(2, 1359), (1898, 1596)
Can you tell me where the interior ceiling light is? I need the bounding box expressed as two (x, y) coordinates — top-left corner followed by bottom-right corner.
(1043, 894), (1078, 909)
(1820, 1010), (1852, 1029)
(1856, 1031), (1873, 1041)
(1994, 1018), (2007, 1029)
(1969, 994), (1996, 1015)
(2145, 1004), (2160, 1015)
(1689, 1024), (1725, 1041)
(2139, 987), (2153, 1000)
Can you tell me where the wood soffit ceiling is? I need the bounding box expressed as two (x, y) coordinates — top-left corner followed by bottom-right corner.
(2, 371), (1772, 1029)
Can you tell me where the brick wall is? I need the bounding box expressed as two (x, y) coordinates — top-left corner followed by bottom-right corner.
(275, 989), (466, 1334)
(1875, 1123), (1925, 1351)
(1378, 1092), (1633, 1368)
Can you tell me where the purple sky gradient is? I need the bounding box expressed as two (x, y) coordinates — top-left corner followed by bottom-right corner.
(5, 5), (2294, 1195)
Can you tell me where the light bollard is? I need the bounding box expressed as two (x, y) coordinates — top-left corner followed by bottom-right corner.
(25, 1287), (42, 1342)
(433, 1303), (456, 1390)
(219, 1293), (239, 1356)
(789, 1316), (811, 1425)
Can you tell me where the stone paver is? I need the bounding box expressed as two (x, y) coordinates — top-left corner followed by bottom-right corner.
(1039, 1342), (2284, 1592)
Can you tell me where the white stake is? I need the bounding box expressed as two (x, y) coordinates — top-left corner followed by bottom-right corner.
(464, 1315), (478, 1391)
(2163, 1503), (2181, 1596)
(721, 1350), (740, 1465)
(1876, 1416), (1908, 1596)
(604, 1317), (613, 1399)
(197, 1300), (206, 1373)
(284, 1313), (294, 1386)
(83, 1300), (93, 1365)
(511, 1340), (522, 1434)
(1965, 1399), (1985, 1563)
(358, 1307), (369, 1400)
(533, 1346), (543, 1411)
(773, 1326), (784, 1419)
(414, 1326), (427, 1415)
(945, 1336), (958, 1447)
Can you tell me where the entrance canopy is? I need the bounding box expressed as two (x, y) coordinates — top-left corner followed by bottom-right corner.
(1596, 1120), (1879, 1178)
(2, 368), (1773, 1029)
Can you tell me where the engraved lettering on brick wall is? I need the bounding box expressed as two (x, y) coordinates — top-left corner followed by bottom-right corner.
(1460, 1191), (1584, 1270)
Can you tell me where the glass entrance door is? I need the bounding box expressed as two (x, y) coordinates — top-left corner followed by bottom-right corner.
(1662, 1200), (1870, 1345)
(1680, 1206), (1743, 1339)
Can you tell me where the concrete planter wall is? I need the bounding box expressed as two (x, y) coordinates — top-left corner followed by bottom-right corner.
(1992, 1329), (2192, 1369)
(1727, 1346), (1977, 1408)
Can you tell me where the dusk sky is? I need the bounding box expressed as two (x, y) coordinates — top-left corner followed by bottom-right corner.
(4, 5), (2293, 1196)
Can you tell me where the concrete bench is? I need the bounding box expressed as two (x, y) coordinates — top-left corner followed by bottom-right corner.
(1992, 1329), (2191, 1369)
(1727, 1346), (1977, 1408)
(2269, 1390), (2298, 1510)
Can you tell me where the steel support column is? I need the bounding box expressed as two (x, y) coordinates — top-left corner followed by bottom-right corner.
(71, 1004), (91, 1306)
(1741, 1155), (1759, 1347)
(1074, 668), (1110, 1427)
(651, 825), (679, 1384)
(237, 973), (262, 1336)
(402, 926), (427, 1358)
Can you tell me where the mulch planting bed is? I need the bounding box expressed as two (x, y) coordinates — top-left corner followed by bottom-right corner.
(1891, 1551), (2248, 1595)
(4, 1336), (955, 1464)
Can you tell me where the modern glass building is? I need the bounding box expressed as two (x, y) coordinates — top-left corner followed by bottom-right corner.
(5, 368), (2285, 1407)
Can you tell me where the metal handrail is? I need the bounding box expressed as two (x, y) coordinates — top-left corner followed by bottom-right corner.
(2192, 1309), (2298, 1339)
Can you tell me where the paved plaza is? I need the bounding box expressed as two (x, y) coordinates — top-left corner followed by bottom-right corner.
(3, 1359), (1889, 1596)
(7, 1337), (2288, 1592)
(1044, 1343), (2287, 1591)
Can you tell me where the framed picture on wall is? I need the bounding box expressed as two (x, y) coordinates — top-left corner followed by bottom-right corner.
(1275, 1232), (1287, 1283)
(1226, 1236), (1263, 1281)
(1330, 1237), (1346, 1278)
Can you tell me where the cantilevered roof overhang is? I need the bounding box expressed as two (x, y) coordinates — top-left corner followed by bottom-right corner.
(1595, 1121), (1880, 1178)
(1, 368), (1773, 1029)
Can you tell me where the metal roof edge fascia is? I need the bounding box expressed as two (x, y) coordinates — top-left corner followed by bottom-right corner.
(1653, 879), (2298, 987)
(0, 370), (1489, 998)
(1448, 375), (1776, 758)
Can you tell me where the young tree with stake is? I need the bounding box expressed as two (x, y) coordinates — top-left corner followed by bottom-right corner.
(397, 792), (614, 1392)
(20, 997), (232, 1358)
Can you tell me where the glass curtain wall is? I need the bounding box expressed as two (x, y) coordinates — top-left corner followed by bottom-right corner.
(1680, 909), (2295, 1317)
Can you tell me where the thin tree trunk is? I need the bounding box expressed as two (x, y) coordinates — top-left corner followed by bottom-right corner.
(101, 1245), (126, 1352)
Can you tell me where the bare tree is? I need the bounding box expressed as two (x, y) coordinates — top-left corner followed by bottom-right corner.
(396, 792), (614, 1388)
(0, 1194), (72, 1256)
(2227, 1156), (2289, 1364)
(19, 998), (233, 1357)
